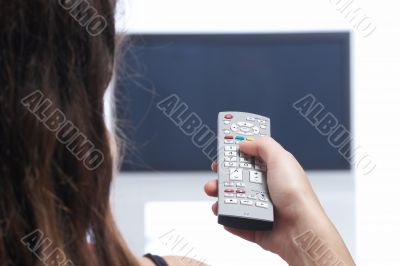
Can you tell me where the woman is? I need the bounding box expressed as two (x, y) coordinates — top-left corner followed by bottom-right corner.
(0, 0), (355, 265)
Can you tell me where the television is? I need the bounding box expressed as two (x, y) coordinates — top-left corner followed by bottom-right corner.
(115, 33), (351, 171)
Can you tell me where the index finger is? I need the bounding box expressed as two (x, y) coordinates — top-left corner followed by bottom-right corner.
(204, 179), (218, 197)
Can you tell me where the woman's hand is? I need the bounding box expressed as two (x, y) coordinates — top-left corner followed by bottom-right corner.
(204, 136), (355, 265)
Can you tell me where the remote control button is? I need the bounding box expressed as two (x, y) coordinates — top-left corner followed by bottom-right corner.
(224, 120), (231, 125)
(256, 202), (269, 209)
(236, 193), (246, 198)
(240, 156), (252, 162)
(224, 114), (233, 119)
(224, 139), (234, 144)
(224, 182), (235, 187)
(230, 124), (239, 132)
(239, 158), (251, 163)
(229, 168), (243, 181)
(260, 124), (267, 129)
(225, 193), (235, 197)
(237, 122), (254, 127)
(224, 156), (237, 162)
(246, 137), (254, 141)
(246, 117), (255, 121)
(225, 151), (236, 156)
(239, 163), (252, 169)
(248, 195), (257, 200)
(241, 200), (254, 206)
(257, 119), (267, 124)
(224, 157), (232, 162)
(244, 132), (254, 136)
(240, 127), (251, 132)
(235, 136), (245, 141)
(224, 189), (235, 193)
(224, 162), (237, 167)
(225, 199), (238, 204)
(236, 182), (246, 187)
(240, 154), (251, 159)
(259, 196), (269, 202)
(255, 158), (264, 165)
(253, 127), (260, 134)
(249, 171), (263, 184)
(255, 158), (267, 171)
(255, 164), (267, 171)
(224, 135), (234, 139)
(224, 130), (230, 134)
(236, 189), (245, 193)
(225, 145), (237, 151)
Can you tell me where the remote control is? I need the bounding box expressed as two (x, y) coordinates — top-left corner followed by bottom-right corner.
(217, 111), (273, 231)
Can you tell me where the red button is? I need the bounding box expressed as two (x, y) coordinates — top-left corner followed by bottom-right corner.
(224, 189), (234, 193)
(224, 114), (233, 119)
(224, 135), (234, 139)
(236, 189), (245, 193)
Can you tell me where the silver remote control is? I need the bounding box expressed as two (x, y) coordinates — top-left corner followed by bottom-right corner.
(217, 111), (274, 231)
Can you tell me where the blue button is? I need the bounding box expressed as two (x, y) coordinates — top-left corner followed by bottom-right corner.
(235, 136), (245, 141)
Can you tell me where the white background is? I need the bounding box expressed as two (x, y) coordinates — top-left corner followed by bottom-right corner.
(111, 0), (400, 265)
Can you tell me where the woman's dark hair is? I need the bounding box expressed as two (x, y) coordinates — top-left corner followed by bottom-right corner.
(0, 0), (139, 265)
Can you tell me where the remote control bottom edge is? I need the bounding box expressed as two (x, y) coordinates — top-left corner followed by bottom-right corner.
(218, 215), (273, 231)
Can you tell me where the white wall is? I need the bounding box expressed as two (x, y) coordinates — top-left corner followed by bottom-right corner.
(112, 0), (400, 265)
(112, 171), (354, 266)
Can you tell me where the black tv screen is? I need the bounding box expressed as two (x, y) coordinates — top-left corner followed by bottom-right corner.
(115, 33), (351, 171)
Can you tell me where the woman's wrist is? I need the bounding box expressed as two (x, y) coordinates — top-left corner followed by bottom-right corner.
(278, 201), (353, 266)
(276, 194), (334, 265)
